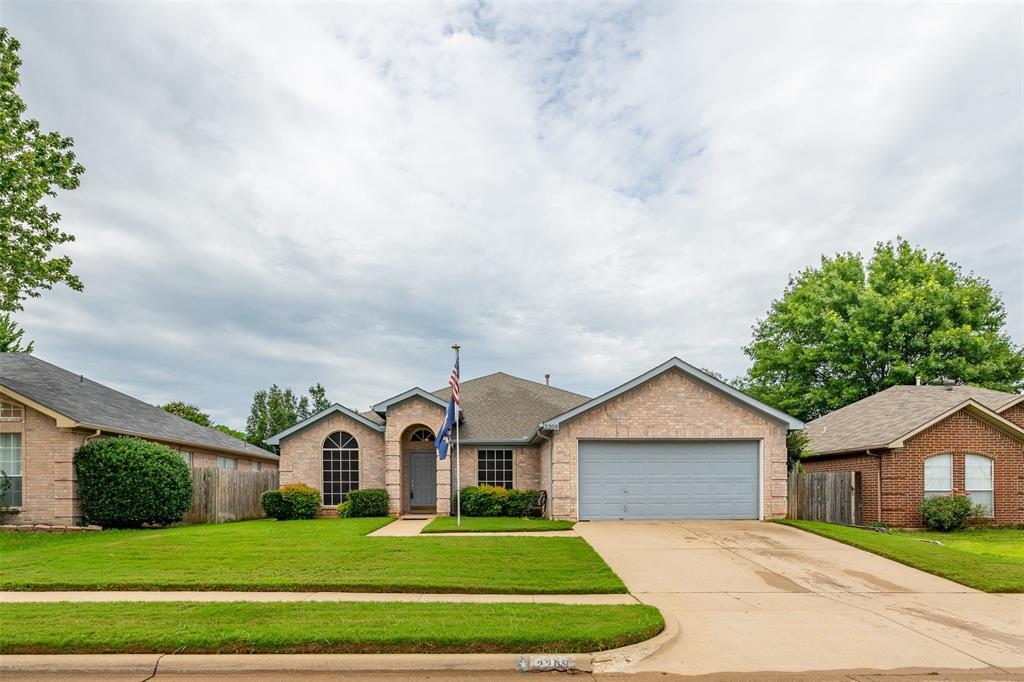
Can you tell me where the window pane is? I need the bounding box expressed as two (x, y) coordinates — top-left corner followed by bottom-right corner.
(968, 490), (993, 517)
(923, 454), (951, 494)
(965, 455), (993, 491)
(477, 449), (513, 488)
(322, 431), (359, 506)
(1, 475), (21, 507)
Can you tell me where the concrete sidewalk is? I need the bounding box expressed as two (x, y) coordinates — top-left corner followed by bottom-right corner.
(0, 590), (637, 605)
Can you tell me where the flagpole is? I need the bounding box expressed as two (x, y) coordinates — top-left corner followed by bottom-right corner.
(452, 343), (461, 527)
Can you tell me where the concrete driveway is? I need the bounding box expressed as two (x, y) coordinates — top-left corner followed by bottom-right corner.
(576, 520), (1024, 676)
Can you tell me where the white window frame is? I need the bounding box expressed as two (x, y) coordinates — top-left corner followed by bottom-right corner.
(923, 453), (953, 500)
(179, 450), (193, 468)
(0, 433), (23, 508)
(0, 401), (23, 421)
(965, 454), (994, 518)
(216, 456), (237, 470)
(251, 461), (261, 472)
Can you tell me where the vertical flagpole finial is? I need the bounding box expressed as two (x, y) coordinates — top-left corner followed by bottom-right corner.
(451, 343), (461, 351)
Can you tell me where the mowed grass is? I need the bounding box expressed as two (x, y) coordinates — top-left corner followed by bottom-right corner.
(0, 601), (663, 654)
(778, 520), (1024, 592)
(0, 518), (626, 593)
(422, 517), (575, 533)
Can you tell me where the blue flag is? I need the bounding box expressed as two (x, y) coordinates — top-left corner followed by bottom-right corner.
(435, 395), (456, 460)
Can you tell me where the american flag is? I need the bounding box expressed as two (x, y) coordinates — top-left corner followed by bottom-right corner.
(449, 357), (460, 411)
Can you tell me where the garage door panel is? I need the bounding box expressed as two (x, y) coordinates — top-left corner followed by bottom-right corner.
(579, 440), (759, 520)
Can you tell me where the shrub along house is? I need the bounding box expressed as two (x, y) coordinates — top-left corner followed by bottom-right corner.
(0, 353), (278, 525)
(802, 384), (1024, 527)
(267, 357), (803, 521)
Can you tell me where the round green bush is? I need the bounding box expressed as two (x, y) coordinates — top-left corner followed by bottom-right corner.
(347, 489), (388, 517)
(460, 485), (509, 517)
(505, 489), (538, 518)
(74, 437), (193, 529)
(920, 494), (974, 531)
(280, 483), (321, 519)
(260, 490), (289, 520)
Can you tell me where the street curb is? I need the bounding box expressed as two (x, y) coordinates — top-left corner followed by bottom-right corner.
(0, 652), (595, 674)
(592, 612), (679, 673)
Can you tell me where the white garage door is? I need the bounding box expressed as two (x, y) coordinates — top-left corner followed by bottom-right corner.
(579, 440), (760, 520)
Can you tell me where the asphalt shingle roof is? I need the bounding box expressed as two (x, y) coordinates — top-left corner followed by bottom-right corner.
(432, 372), (590, 441)
(803, 384), (1021, 455)
(0, 353), (277, 460)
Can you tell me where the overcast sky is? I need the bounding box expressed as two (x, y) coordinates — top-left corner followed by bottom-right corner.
(5, 2), (1022, 428)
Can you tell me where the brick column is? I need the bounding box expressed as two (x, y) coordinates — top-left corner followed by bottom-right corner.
(436, 453), (451, 515)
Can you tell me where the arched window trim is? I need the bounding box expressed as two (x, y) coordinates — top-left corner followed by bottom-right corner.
(409, 428), (435, 443)
(322, 430), (359, 506)
(964, 453), (994, 518)
(923, 453), (952, 500)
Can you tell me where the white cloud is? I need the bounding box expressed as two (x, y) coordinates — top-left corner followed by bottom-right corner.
(5, 1), (1022, 427)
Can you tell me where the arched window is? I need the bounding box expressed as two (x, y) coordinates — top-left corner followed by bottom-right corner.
(923, 454), (952, 500)
(409, 428), (435, 443)
(323, 431), (359, 506)
(965, 454), (994, 518)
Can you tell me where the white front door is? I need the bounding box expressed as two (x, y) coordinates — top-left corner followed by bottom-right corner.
(410, 452), (437, 509)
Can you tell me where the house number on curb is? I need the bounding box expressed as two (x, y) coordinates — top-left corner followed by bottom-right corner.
(517, 655), (577, 672)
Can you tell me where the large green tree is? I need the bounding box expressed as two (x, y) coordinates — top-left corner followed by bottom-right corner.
(0, 313), (33, 352)
(245, 383), (332, 448)
(743, 238), (1024, 422)
(0, 28), (85, 312)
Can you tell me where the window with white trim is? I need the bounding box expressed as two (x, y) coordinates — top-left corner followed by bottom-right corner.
(0, 401), (22, 421)
(0, 433), (22, 507)
(923, 454), (952, 499)
(179, 451), (193, 468)
(965, 454), (994, 517)
(478, 449), (513, 488)
(322, 431), (359, 506)
(251, 461), (262, 472)
(216, 456), (237, 470)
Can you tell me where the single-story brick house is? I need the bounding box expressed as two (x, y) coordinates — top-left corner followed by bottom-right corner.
(802, 385), (1024, 526)
(268, 357), (803, 521)
(0, 353), (278, 524)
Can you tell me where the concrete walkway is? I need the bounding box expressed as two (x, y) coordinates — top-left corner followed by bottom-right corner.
(576, 520), (1024, 676)
(0, 590), (637, 605)
(366, 516), (433, 536)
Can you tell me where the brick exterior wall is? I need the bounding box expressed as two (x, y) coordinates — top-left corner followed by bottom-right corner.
(382, 398), (447, 516)
(278, 412), (385, 503)
(455, 445), (542, 493)
(802, 453), (882, 523)
(548, 369), (789, 520)
(1000, 402), (1024, 429)
(804, 409), (1024, 527)
(2, 396), (274, 525)
(888, 411), (1023, 526)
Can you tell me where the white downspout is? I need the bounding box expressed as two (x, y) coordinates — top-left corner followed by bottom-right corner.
(536, 429), (553, 519)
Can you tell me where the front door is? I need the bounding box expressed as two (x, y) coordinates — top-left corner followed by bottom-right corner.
(410, 452), (437, 511)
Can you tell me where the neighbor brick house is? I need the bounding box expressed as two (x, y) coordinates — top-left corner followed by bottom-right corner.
(0, 353), (278, 525)
(268, 358), (803, 521)
(802, 385), (1024, 526)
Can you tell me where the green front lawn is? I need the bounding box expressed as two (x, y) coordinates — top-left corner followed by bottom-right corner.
(0, 518), (625, 594)
(0, 601), (663, 654)
(422, 517), (575, 533)
(778, 519), (1024, 592)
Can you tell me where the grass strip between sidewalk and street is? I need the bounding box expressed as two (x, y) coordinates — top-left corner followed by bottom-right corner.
(421, 516), (575, 533)
(0, 601), (664, 655)
(0, 518), (626, 594)
(777, 519), (1024, 593)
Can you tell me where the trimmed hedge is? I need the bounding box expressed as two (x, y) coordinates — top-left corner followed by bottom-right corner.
(261, 483), (321, 520)
(347, 489), (388, 517)
(74, 437), (194, 529)
(920, 494), (975, 531)
(459, 485), (539, 518)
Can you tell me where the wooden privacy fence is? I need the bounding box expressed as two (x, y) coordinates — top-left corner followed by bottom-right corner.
(183, 468), (279, 525)
(787, 470), (861, 526)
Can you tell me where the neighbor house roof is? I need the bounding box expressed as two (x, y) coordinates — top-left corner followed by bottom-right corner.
(803, 385), (1023, 456)
(539, 357), (805, 433)
(433, 372), (591, 442)
(0, 353), (277, 460)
